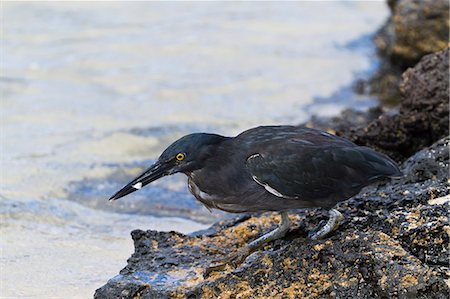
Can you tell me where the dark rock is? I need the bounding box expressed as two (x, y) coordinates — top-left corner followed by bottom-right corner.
(367, 0), (449, 105)
(332, 48), (448, 162)
(94, 137), (449, 299)
(399, 49), (449, 143)
(365, 60), (404, 106)
(94, 48), (450, 299)
(305, 107), (384, 134)
(375, 0), (449, 68)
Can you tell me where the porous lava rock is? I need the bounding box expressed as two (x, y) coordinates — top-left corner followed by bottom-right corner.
(94, 45), (450, 299)
(376, 0), (449, 68)
(339, 48), (449, 162)
(367, 0), (449, 105)
(94, 136), (449, 299)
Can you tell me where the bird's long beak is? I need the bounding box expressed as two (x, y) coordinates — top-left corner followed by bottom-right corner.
(109, 162), (170, 201)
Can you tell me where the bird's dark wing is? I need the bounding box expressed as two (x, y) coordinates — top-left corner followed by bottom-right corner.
(246, 145), (401, 201)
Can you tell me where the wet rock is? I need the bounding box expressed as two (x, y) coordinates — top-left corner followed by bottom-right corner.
(94, 137), (449, 299)
(328, 48), (448, 162)
(376, 0), (449, 68)
(95, 48), (449, 299)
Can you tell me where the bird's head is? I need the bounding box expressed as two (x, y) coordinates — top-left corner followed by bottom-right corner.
(109, 133), (227, 200)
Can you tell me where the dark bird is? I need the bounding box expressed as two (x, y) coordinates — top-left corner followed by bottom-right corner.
(109, 126), (402, 269)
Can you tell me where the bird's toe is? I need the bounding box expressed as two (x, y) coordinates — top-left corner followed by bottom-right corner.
(308, 209), (344, 240)
(307, 220), (327, 239)
(203, 247), (252, 277)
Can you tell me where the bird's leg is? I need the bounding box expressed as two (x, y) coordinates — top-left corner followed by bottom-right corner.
(205, 211), (290, 275)
(246, 210), (291, 252)
(308, 208), (343, 240)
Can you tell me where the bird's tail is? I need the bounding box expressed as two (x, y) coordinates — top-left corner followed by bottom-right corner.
(358, 147), (404, 180)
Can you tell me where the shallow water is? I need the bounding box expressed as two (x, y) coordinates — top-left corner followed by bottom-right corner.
(2, 2), (388, 298)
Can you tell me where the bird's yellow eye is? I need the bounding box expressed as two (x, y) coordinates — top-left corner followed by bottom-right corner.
(176, 153), (185, 161)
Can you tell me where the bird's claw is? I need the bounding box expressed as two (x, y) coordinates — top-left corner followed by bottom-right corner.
(204, 247), (252, 277)
(308, 209), (344, 240)
(307, 220), (327, 239)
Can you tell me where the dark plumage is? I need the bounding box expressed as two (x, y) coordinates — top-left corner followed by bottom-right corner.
(110, 126), (402, 270)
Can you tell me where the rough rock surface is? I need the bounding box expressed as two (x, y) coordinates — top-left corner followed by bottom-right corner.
(94, 48), (450, 299)
(376, 0), (449, 67)
(94, 136), (449, 298)
(338, 48), (449, 162)
(305, 107), (384, 135)
(367, 0), (449, 105)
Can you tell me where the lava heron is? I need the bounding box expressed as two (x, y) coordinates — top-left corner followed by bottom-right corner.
(109, 126), (402, 269)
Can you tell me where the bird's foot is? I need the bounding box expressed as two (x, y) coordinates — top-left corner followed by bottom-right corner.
(308, 208), (344, 240)
(204, 246), (253, 277)
(307, 220), (327, 238)
(204, 211), (291, 277)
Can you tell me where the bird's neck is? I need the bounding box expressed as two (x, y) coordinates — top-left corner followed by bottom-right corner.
(192, 135), (231, 166)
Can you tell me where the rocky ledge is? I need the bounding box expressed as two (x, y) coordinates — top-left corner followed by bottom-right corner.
(94, 46), (450, 298)
(366, 0), (449, 105)
(95, 136), (449, 299)
(314, 48), (449, 163)
(376, 0), (449, 68)
(95, 39), (450, 298)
